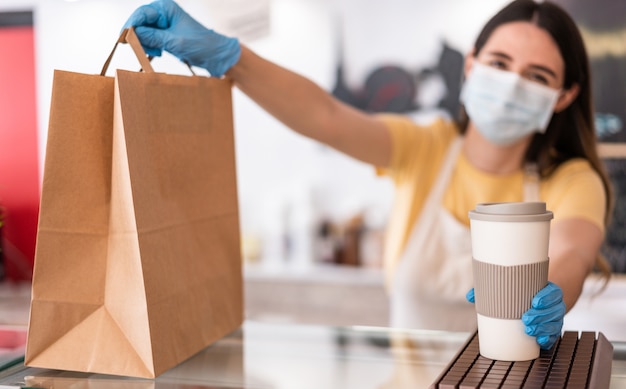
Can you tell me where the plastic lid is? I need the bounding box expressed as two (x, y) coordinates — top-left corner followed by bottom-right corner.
(468, 202), (554, 222)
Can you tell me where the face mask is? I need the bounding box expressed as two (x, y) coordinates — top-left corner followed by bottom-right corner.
(460, 62), (560, 146)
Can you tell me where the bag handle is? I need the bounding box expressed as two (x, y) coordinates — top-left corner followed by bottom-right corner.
(100, 27), (154, 76)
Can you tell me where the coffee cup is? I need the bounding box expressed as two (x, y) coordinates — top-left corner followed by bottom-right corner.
(468, 202), (553, 361)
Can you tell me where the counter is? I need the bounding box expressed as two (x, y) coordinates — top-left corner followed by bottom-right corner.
(0, 321), (625, 388)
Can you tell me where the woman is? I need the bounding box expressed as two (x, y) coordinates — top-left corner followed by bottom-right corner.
(124, 0), (612, 349)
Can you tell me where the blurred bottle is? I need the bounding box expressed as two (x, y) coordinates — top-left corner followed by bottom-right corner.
(336, 213), (365, 267)
(287, 189), (315, 271)
(315, 219), (338, 264)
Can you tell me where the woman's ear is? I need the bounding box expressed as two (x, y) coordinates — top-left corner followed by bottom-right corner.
(554, 83), (580, 113)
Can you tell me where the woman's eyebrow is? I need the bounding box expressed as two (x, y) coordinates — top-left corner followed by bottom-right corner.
(488, 51), (512, 60)
(528, 64), (558, 80)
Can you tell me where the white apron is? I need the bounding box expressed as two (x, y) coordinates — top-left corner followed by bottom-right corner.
(389, 137), (539, 331)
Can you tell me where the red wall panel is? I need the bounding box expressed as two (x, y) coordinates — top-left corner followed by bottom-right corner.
(0, 25), (39, 281)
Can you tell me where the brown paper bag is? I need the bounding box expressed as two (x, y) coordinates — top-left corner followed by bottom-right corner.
(25, 28), (243, 378)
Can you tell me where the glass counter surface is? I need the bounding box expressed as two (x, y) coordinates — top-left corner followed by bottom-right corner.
(0, 321), (624, 389)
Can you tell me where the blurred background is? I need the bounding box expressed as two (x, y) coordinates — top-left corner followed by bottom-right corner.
(0, 0), (517, 279)
(0, 0), (624, 335)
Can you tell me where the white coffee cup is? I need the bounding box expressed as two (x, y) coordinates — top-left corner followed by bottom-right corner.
(468, 202), (553, 361)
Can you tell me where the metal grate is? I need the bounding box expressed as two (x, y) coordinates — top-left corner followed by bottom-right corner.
(430, 330), (613, 388)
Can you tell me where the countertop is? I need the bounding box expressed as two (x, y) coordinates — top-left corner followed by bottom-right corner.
(0, 321), (624, 388)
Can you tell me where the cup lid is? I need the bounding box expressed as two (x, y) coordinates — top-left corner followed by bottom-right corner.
(468, 202), (554, 222)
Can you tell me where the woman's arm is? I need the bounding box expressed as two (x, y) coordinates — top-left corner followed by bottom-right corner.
(547, 218), (603, 312)
(124, 1), (393, 167)
(226, 46), (392, 167)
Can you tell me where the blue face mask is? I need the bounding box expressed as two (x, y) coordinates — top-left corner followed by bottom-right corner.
(460, 62), (560, 146)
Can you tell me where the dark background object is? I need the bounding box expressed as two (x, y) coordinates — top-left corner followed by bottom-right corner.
(551, 0), (626, 273)
(361, 65), (417, 113)
(331, 41), (464, 119)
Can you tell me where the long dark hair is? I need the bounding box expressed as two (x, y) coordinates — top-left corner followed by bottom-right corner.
(461, 0), (613, 226)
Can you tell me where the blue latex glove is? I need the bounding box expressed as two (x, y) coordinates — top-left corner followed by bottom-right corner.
(466, 282), (565, 350)
(466, 288), (475, 303)
(522, 282), (566, 350)
(122, 0), (241, 77)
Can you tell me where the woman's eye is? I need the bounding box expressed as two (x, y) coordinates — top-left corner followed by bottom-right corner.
(526, 73), (549, 85)
(487, 60), (507, 69)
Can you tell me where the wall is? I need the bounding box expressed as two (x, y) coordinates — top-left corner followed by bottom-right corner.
(0, 14), (39, 280)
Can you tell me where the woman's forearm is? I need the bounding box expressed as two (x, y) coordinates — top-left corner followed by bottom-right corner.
(226, 45), (392, 167)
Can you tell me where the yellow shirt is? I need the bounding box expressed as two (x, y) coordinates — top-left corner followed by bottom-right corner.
(377, 114), (606, 284)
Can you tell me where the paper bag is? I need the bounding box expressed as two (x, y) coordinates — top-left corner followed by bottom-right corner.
(25, 28), (243, 378)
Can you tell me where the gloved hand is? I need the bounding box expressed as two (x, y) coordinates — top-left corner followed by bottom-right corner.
(466, 282), (565, 350)
(466, 288), (475, 303)
(522, 282), (566, 350)
(122, 0), (241, 77)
